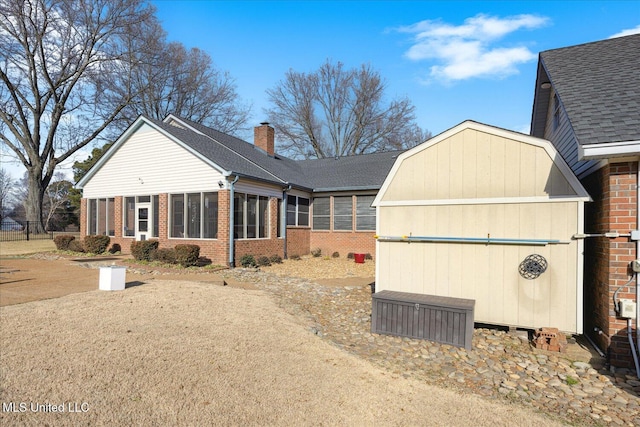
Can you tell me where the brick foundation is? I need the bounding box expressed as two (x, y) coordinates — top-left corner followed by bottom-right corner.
(582, 162), (639, 368)
(286, 227), (310, 258)
(310, 230), (376, 259)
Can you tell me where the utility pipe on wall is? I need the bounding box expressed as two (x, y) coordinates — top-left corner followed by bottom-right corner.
(375, 235), (569, 246)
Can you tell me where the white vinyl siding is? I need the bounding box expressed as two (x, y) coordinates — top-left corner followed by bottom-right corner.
(82, 124), (225, 198)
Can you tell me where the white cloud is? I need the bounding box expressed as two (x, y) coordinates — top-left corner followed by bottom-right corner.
(398, 14), (549, 82)
(609, 24), (640, 38)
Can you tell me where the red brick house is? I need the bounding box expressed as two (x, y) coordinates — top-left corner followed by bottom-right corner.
(530, 33), (640, 368)
(76, 114), (400, 267)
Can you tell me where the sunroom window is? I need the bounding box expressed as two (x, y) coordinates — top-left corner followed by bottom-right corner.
(170, 192), (218, 239)
(287, 195), (309, 226)
(234, 192), (269, 239)
(87, 198), (115, 236)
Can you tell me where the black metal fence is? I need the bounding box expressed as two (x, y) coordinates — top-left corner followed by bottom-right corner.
(0, 221), (54, 241)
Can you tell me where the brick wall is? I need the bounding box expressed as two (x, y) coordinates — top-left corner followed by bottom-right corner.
(310, 230), (376, 258)
(286, 227), (310, 257)
(79, 198), (87, 237)
(582, 162), (638, 368)
(81, 192), (376, 266)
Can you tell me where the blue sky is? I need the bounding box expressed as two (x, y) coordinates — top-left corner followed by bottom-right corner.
(2, 1), (638, 181)
(152, 0), (640, 139)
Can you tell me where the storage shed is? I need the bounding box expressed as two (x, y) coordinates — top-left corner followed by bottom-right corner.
(373, 121), (591, 334)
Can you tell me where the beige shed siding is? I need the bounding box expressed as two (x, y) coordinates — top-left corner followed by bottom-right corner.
(374, 122), (589, 334)
(381, 128), (577, 202)
(83, 124), (225, 198)
(376, 202), (579, 331)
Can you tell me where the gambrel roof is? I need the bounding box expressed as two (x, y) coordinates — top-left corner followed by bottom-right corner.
(77, 114), (404, 193)
(531, 33), (640, 146)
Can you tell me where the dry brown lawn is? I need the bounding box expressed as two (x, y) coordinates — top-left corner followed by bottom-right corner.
(0, 244), (564, 426)
(0, 240), (56, 256)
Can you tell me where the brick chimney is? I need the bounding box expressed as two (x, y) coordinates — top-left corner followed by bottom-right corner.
(254, 122), (275, 156)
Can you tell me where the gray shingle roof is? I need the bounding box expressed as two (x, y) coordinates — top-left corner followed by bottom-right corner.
(538, 34), (640, 145)
(297, 151), (404, 192)
(149, 118), (287, 185)
(154, 115), (403, 192)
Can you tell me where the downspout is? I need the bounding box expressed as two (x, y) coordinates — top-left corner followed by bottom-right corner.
(228, 175), (239, 267)
(282, 185), (292, 259)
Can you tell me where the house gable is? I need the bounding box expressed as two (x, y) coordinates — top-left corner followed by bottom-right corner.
(531, 34), (640, 176)
(79, 119), (227, 198)
(375, 121), (590, 206)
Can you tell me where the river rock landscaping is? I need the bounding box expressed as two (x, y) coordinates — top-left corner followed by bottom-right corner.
(224, 257), (640, 427)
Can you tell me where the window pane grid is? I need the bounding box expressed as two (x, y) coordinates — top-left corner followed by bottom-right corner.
(203, 192), (218, 238)
(171, 195), (184, 238)
(333, 196), (353, 231)
(124, 197), (135, 236)
(312, 197), (330, 230)
(356, 195), (376, 231)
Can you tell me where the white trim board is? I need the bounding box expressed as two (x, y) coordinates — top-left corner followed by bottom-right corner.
(579, 140), (640, 160)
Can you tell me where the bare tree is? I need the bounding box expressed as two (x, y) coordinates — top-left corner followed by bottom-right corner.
(122, 40), (251, 134)
(0, 167), (15, 221)
(266, 60), (430, 159)
(0, 0), (157, 231)
(43, 171), (73, 230)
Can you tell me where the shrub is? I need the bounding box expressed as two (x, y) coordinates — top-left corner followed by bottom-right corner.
(332, 251), (340, 258)
(347, 252), (354, 259)
(83, 235), (110, 254)
(54, 235), (75, 251)
(131, 240), (159, 261)
(154, 247), (177, 264)
(365, 253), (373, 260)
(198, 257), (212, 267)
(290, 254), (301, 261)
(311, 247), (322, 257)
(257, 256), (271, 266)
(68, 239), (85, 253)
(240, 254), (256, 268)
(174, 244), (200, 267)
(108, 243), (122, 254)
(269, 254), (283, 264)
